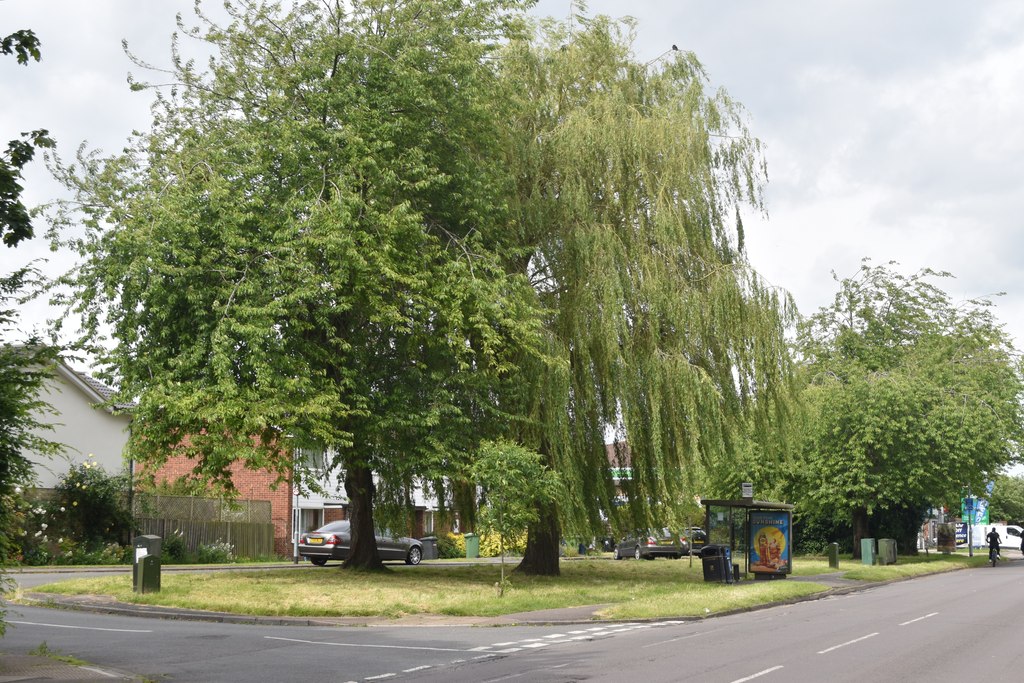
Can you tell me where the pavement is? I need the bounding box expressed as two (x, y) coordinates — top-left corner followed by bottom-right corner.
(3, 554), (1016, 681)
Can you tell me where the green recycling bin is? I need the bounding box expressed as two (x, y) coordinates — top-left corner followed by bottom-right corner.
(464, 533), (479, 559)
(860, 538), (876, 566)
(133, 534), (162, 593)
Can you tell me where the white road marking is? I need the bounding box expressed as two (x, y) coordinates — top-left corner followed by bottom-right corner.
(730, 665), (784, 682)
(543, 633), (568, 638)
(366, 674), (396, 681)
(817, 632), (879, 654)
(521, 642), (549, 648)
(264, 636), (465, 652)
(492, 641), (518, 646)
(642, 631), (705, 649)
(495, 648), (522, 653)
(402, 666), (432, 673)
(8, 620), (152, 633)
(899, 612), (938, 626)
(78, 667), (121, 678)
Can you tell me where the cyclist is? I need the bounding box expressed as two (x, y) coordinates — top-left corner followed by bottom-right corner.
(986, 527), (1001, 564)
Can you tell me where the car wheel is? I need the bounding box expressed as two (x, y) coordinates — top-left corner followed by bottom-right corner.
(406, 546), (422, 565)
(614, 547), (622, 560)
(634, 546), (642, 561)
(310, 557), (328, 567)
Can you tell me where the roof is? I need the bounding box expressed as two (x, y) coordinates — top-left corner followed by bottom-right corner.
(53, 360), (136, 412)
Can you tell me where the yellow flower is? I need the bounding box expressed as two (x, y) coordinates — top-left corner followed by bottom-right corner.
(72, 501), (78, 506)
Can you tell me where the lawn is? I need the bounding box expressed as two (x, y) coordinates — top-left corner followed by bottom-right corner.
(27, 552), (978, 621)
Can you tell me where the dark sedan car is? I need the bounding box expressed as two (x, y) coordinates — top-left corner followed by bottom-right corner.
(614, 528), (688, 560)
(298, 521), (423, 566)
(685, 527), (708, 555)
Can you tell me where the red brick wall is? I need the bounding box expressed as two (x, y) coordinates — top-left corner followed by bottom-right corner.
(145, 455), (294, 558)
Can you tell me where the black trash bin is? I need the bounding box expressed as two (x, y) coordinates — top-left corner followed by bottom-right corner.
(419, 536), (438, 561)
(701, 544), (734, 584)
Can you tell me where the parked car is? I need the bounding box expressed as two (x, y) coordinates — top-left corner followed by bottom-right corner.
(684, 527), (708, 555)
(614, 528), (688, 560)
(298, 521), (423, 566)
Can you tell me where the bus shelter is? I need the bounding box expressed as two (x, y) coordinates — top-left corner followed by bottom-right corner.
(702, 498), (794, 580)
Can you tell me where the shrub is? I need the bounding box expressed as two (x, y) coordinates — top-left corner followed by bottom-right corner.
(436, 532), (465, 559)
(162, 530), (189, 563)
(478, 531), (526, 557)
(50, 458), (132, 549)
(196, 540), (235, 564)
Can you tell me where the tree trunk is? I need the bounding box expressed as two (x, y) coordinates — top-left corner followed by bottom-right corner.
(514, 498), (560, 576)
(342, 459), (384, 570)
(851, 506), (870, 560)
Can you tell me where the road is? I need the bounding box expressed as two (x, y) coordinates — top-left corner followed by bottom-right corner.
(3, 560), (1023, 682)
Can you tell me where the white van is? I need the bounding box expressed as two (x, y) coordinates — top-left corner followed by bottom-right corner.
(970, 524), (1023, 549)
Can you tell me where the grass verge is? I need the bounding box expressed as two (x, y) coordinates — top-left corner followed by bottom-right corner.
(28, 552), (979, 621)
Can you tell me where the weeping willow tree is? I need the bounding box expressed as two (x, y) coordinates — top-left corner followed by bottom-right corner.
(497, 12), (796, 575)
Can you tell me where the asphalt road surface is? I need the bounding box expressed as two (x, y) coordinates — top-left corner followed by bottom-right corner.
(4, 560), (1023, 682)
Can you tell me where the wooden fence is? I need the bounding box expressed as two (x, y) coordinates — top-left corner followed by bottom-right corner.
(135, 517), (276, 560)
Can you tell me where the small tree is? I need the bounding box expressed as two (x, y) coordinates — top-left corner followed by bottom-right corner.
(471, 441), (559, 595)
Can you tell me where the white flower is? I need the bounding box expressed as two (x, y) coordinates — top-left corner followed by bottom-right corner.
(40, 523), (47, 530)
(58, 537), (63, 543)
(59, 507), (66, 512)
(14, 485), (22, 494)
(34, 531), (41, 537)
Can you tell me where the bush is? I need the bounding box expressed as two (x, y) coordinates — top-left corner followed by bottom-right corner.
(162, 530), (189, 563)
(436, 532), (465, 559)
(478, 532), (526, 557)
(196, 540), (235, 564)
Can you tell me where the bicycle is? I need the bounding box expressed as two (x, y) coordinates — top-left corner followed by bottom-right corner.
(989, 547), (1000, 567)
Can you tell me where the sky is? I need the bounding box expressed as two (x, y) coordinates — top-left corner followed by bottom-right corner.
(4, 0), (1024, 357)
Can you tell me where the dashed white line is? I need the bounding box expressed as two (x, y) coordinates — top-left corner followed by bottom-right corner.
(521, 642), (549, 649)
(264, 636), (464, 652)
(365, 674), (396, 681)
(730, 665), (784, 682)
(543, 633), (568, 638)
(402, 666), (432, 673)
(899, 612), (938, 626)
(817, 632), (879, 655)
(642, 631), (704, 649)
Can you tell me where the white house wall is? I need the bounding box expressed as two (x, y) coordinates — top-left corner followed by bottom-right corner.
(26, 367), (131, 488)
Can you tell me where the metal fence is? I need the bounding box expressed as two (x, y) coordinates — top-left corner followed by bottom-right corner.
(133, 493), (272, 523)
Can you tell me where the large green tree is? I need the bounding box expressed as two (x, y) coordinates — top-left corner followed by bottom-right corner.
(791, 261), (1024, 556)
(495, 13), (795, 575)
(50, 0), (541, 570)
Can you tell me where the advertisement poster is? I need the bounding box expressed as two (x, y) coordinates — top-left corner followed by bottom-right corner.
(749, 510), (791, 575)
(961, 497), (990, 525)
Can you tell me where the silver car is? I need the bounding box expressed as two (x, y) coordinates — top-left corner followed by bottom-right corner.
(298, 521), (423, 566)
(614, 528), (688, 560)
